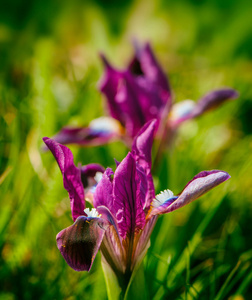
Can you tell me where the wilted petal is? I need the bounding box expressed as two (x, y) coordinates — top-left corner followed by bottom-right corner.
(113, 153), (146, 239)
(43, 137), (85, 221)
(50, 117), (122, 147)
(150, 170), (230, 216)
(56, 216), (108, 271)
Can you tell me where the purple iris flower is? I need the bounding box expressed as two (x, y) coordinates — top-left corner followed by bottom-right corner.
(43, 120), (230, 290)
(50, 42), (238, 147)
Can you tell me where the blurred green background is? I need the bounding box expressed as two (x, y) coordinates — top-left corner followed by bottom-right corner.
(1, 0), (252, 299)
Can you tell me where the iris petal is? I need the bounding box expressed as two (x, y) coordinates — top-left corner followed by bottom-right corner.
(56, 216), (108, 271)
(113, 153), (146, 239)
(129, 42), (171, 96)
(48, 117), (121, 147)
(150, 170), (230, 216)
(171, 89), (239, 125)
(93, 168), (114, 211)
(99, 44), (170, 139)
(132, 119), (157, 209)
(191, 89), (239, 118)
(43, 137), (85, 221)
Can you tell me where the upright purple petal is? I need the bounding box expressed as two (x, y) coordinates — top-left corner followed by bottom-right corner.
(129, 42), (171, 95)
(113, 153), (146, 239)
(99, 55), (126, 122)
(116, 72), (167, 138)
(132, 120), (157, 209)
(150, 170), (230, 216)
(56, 215), (108, 271)
(43, 137), (85, 221)
(132, 119), (157, 171)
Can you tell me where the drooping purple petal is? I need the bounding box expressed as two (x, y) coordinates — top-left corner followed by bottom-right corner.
(113, 153), (146, 239)
(93, 168), (114, 211)
(150, 170), (230, 216)
(191, 89), (239, 118)
(56, 215), (108, 271)
(49, 117), (122, 147)
(171, 89), (239, 126)
(43, 137), (85, 221)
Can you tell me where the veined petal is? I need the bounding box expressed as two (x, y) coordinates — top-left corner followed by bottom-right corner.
(43, 137), (85, 221)
(150, 170), (230, 216)
(48, 117), (122, 147)
(132, 215), (158, 270)
(132, 120), (157, 209)
(56, 216), (109, 271)
(132, 119), (157, 171)
(113, 153), (146, 239)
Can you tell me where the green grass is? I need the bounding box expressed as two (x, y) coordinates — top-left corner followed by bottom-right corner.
(1, 0), (252, 299)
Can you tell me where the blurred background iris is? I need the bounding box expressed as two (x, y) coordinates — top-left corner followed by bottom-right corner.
(0, 0), (252, 299)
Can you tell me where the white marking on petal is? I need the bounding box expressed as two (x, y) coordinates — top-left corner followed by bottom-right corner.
(84, 208), (101, 218)
(89, 117), (121, 135)
(170, 100), (196, 120)
(94, 172), (103, 183)
(152, 189), (174, 208)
